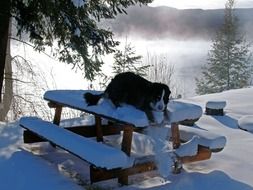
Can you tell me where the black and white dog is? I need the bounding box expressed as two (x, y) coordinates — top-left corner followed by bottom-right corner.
(84, 72), (171, 123)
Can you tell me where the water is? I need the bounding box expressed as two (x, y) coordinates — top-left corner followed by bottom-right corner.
(12, 38), (212, 97)
(121, 37), (212, 97)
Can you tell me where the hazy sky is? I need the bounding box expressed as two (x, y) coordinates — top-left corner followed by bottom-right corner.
(150, 0), (253, 9)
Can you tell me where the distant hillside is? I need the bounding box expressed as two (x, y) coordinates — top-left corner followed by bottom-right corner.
(104, 6), (253, 40)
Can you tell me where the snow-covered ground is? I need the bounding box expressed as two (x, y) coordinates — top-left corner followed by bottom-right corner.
(1, 87), (253, 189)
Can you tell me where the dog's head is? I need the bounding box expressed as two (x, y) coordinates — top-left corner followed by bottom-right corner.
(149, 83), (171, 112)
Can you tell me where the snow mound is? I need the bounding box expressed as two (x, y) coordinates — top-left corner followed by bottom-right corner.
(206, 101), (227, 109)
(175, 135), (199, 157)
(238, 115), (253, 132)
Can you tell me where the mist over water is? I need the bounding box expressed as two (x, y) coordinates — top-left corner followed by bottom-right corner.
(106, 5), (253, 97)
(11, 5), (253, 98)
(120, 37), (211, 97)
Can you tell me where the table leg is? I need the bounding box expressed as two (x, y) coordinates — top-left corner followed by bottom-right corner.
(171, 122), (182, 174)
(171, 123), (180, 149)
(53, 106), (62, 125)
(95, 116), (103, 142)
(121, 125), (133, 156)
(118, 125), (133, 185)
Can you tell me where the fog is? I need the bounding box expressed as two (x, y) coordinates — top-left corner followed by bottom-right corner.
(114, 37), (211, 97)
(104, 5), (253, 97)
(11, 5), (253, 98)
(106, 6), (253, 40)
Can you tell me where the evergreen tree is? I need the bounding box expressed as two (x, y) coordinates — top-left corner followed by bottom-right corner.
(0, 0), (152, 102)
(196, 0), (252, 95)
(112, 41), (149, 77)
(98, 41), (149, 88)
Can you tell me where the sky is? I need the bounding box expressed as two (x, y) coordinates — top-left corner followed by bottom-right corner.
(150, 0), (253, 9)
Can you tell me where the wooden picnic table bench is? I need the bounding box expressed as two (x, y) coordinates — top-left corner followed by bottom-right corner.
(20, 90), (226, 185)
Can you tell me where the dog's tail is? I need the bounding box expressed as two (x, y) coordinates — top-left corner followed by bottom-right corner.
(84, 92), (103, 106)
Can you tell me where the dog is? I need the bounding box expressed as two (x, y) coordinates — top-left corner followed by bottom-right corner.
(84, 72), (171, 123)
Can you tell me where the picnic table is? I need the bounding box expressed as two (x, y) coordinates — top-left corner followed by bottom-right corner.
(20, 90), (226, 185)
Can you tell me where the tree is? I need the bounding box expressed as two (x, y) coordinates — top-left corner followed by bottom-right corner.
(196, 0), (252, 95)
(0, 0), (153, 103)
(143, 53), (182, 98)
(112, 40), (149, 77)
(0, 28), (12, 121)
(98, 40), (149, 88)
(0, 1), (11, 103)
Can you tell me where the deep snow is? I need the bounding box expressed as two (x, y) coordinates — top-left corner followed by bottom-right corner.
(1, 87), (253, 189)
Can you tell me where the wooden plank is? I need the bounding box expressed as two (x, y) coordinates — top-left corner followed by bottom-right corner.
(171, 123), (181, 149)
(179, 118), (200, 126)
(180, 146), (212, 164)
(23, 130), (46, 143)
(20, 120), (131, 170)
(44, 97), (141, 128)
(90, 146), (212, 184)
(67, 124), (121, 137)
(90, 161), (156, 185)
(206, 108), (224, 116)
(23, 125), (121, 143)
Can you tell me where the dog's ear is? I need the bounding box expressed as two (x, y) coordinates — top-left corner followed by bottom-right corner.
(164, 85), (171, 104)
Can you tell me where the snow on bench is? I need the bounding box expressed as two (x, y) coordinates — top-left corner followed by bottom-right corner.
(174, 125), (226, 151)
(105, 123), (225, 158)
(206, 100), (227, 116)
(238, 115), (253, 132)
(19, 117), (134, 170)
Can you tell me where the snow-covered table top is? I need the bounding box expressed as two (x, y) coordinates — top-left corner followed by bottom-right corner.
(168, 100), (202, 123)
(44, 90), (203, 127)
(44, 90), (150, 127)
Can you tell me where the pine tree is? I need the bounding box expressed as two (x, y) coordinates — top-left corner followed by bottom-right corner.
(98, 41), (149, 88)
(196, 0), (252, 95)
(112, 41), (149, 77)
(0, 0), (153, 102)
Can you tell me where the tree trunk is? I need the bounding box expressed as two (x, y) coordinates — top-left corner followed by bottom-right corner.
(0, 0), (11, 103)
(0, 19), (13, 121)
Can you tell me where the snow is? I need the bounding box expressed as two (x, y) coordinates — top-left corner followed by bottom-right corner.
(1, 87), (253, 189)
(60, 117), (96, 127)
(71, 0), (86, 7)
(44, 90), (150, 127)
(175, 125), (226, 150)
(19, 117), (134, 169)
(74, 28), (81, 37)
(168, 100), (203, 123)
(0, 150), (83, 190)
(206, 100), (227, 109)
(238, 115), (253, 132)
(44, 90), (204, 127)
(175, 135), (199, 157)
(144, 127), (173, 177)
